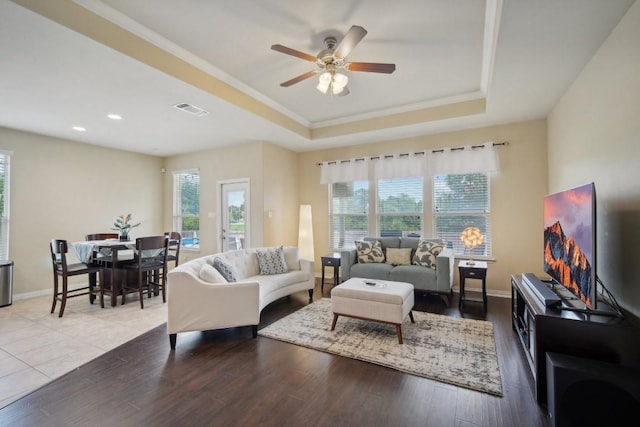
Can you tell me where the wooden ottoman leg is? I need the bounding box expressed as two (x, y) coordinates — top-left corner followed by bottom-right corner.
(331, 313), (339, 330)
(396, 324), (403, 344)
(409, 311), (415, 323)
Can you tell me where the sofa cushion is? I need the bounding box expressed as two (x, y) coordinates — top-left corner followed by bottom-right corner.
(282, 246), (300, 271)
(351, 261), (393, 280)
(385, 248), (412, 266)
(356, 240), (385, 263)
(412, 240), (444, 269)
(247, 270), (310, 299)
(199, 264), (228, 283)
(213, 257), (238, 282)
(390, 265), (438, 288)
(256, 246), (288, 275)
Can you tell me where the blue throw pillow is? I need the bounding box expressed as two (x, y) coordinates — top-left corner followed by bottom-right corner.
(212, 257), (238, 282)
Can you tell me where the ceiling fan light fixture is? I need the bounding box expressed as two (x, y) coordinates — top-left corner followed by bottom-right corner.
(317, 72), (331, 93)
(333, 72), (348, 89)
(317, 71), (349, 95)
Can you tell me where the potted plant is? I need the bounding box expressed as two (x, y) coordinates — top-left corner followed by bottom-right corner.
(111, 213), (141, 241)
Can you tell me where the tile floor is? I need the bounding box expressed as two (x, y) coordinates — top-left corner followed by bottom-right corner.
(0, 292), (167, 409)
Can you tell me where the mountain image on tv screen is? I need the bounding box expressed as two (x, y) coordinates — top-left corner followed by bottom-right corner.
(543, 183), (594, 307)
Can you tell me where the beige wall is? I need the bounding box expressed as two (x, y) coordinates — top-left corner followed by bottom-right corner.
(299, 119), (548, 296)
(262, 143), (299, 247)
(162, 141), (300, 264)
(548, 0), (640, 319)
(0, 126), (163, 296)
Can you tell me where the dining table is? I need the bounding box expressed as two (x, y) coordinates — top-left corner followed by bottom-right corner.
(70, 239), (137, 307)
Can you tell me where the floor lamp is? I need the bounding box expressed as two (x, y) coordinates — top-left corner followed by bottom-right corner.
(298, 204), (314, 261)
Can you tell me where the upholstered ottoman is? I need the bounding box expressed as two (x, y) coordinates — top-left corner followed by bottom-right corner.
(330, 277), (415, 344)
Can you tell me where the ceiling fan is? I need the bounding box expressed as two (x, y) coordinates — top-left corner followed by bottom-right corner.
(271, 25), (396, 96)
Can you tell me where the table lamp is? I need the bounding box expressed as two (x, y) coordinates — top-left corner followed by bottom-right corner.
(460, 227), (484, 266)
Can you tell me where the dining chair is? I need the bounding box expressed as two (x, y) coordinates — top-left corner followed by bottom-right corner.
(50, 239), (104, 317)
(85, 233), (119, 241)
(119, 235), (169, 309)
(84, 233), (119, 264)
(164, 231), (182, 267)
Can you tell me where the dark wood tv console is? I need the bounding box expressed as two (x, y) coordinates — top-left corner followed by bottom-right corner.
(511, 274), (640, 406)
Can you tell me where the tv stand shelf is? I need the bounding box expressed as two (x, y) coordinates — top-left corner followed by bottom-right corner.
(511, 274), (640, 406)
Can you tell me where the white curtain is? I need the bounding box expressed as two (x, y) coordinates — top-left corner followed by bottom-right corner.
(320, 158), (369, 184)
(320, 142), (501, 183)
(426, 142), (500, 175)
(371, 153), (426, 179)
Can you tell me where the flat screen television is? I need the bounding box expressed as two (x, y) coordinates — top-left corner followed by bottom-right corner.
(543, 182), (597, 309)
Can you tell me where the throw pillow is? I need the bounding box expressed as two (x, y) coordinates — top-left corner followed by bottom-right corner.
(385, 248), (412, 266)
(355, 240), (385, 263)
(256, 246), (288, 275)
(212, 257), (238, 282)
(199, 264), (228, 283)
(412, 240), (444, 269)
(282, 246), (300, 271)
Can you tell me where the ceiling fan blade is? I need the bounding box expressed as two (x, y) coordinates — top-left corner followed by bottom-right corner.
(280, 70), (318, 87)
(271, 44), (318, 63)
(347, 62), (396, 74)
(334, 25), (367, 59)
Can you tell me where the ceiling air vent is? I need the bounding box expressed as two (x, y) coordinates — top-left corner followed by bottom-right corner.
(173, 103), (209, 117)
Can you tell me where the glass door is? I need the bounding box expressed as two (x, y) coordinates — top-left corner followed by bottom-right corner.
(219, 180), (249, 251)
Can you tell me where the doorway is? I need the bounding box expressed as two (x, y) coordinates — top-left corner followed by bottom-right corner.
(218, 179), (250, 252)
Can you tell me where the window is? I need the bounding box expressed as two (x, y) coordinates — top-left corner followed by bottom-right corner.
(433, 173), (491, 258)
(329, 181), (369, 251)
(0, 152), (9, 259)
(173, 169), (200, 249)
(329, 178), (423, 250)
(377, 178), (423, 237)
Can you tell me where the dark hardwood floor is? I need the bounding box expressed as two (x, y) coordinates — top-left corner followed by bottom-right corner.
(0, 281), (551, 427)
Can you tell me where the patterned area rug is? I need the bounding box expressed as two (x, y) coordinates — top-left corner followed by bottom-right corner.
(259, 298), (503, 396)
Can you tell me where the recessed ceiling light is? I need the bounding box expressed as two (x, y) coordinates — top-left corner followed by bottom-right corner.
(107, 114), (122, 120)
(72, 126), (86, 132)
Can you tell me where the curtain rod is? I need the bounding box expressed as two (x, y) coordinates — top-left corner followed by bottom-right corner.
(316, 141), (508, 166)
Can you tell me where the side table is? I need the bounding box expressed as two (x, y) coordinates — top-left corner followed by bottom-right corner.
(458, 260), (488, 311)
(321, 253), (341, 291)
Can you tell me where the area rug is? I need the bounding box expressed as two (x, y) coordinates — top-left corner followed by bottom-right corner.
(258, 298), (503, 396)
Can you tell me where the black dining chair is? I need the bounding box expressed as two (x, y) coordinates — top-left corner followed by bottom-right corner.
(85, 233), (119, 265)
(50, 239), (104, 317)
(164, 231), (182, 268)
(85, 233), (119, 241)
(119, 235), (169, 309)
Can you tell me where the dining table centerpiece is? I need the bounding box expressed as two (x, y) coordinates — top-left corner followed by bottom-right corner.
(111, 213), (141, 241)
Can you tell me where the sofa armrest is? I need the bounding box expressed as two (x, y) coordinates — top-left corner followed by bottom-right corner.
(340, 249), (357, 281)
(435, 247), (455, 292)
(167, 270), (260, 335)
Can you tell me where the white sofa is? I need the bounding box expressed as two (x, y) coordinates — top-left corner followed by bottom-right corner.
(166, 246), (314, 349)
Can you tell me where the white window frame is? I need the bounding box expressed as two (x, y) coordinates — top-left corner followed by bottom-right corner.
(328, 173), (491, 257)
(172, 169), (200, 250)
(376, 177), (423, 238)
(328, 181), (369, 251)
(329, 178), (424, 251)
(432, 173), (492, 259)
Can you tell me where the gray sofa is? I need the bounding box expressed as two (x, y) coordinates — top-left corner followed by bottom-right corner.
(340, 236), (454, 303)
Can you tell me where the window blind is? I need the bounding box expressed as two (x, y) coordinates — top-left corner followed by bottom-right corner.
(173, 169), (200, 249)
(433, 173), (492, 257)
